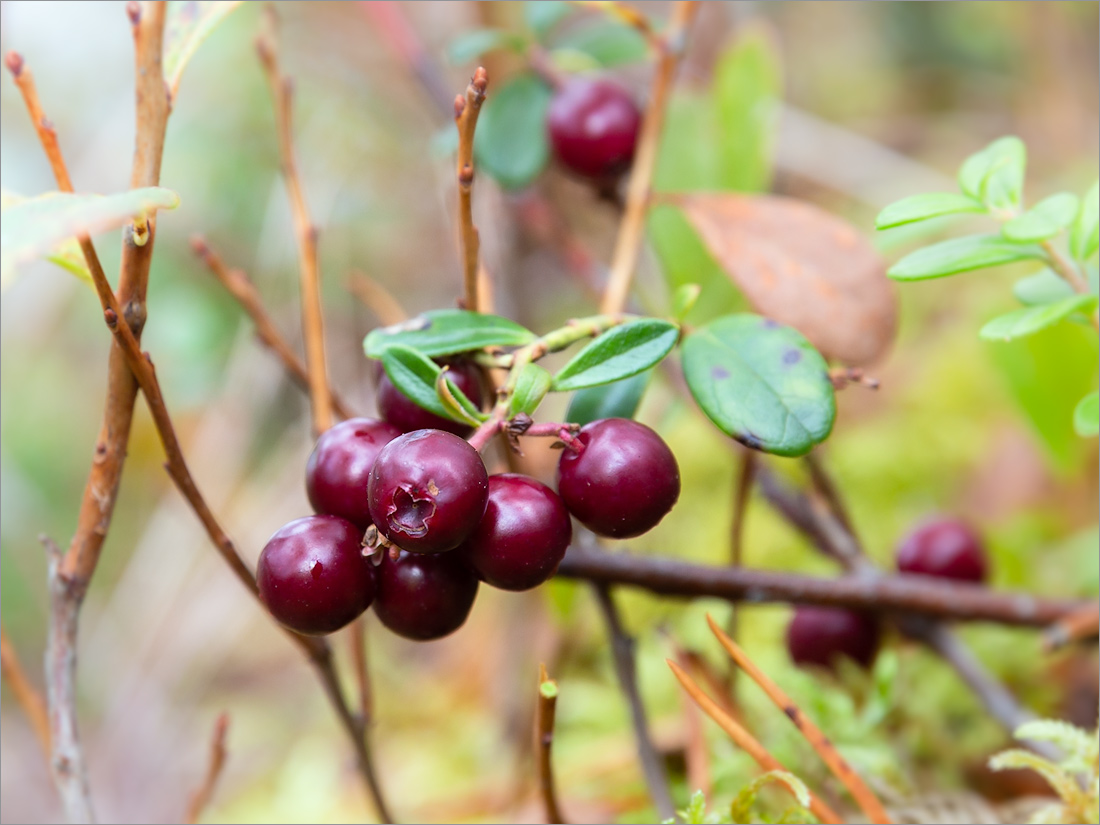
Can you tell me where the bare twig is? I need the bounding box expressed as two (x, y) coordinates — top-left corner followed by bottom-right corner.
(0, 625), (51, 757)
(804, 452), (856, 538)
(706, 615), (894, 824)
(554, 548), (1083, 626)
(726, 450), (756, 697)
(185, 713), (229, 824)
(1044, 602), (1100, 651)
(349, 617), (373, 729)
(190, 237), (354, 420)
(454, 67), (488, 312)
(600, 1), (699, 315)
(256, 10), (333, 435)
(3, 52), (74, 191)
(347, 271), (409, 326)
(536, 664), (567, 825)
(591, 584), (675, 821)
(668, 659), (843, 825)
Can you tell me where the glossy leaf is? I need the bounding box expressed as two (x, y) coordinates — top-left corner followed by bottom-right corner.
(380, 345), (474, 425)
(475, 73), (553, 190)
(565, 370), (650, 426)
(681, 314), (836, 457)
(957, 136), (1026, 210)
(436, 368), (486, 425)
(0, 187), (179, 285)
(875, 192), (985, 230)
(1070, 181), (1099, 261)
(888, 234), (1044, 281)
(1013, 269), (1075, 306)
(509, 363), (552, 417)
(979, 295), (1098, 341)
(1074, 391), (1099, 438)
(551, 319), (679, 391)
(675, 193), (896, 365)
(164, 1), (243, 97)
(525, 1), (570, 38)
(0, 190), (91, 290)
(364, 309), (536, 358)
(671, 283), (702, 322)
(1002, 193), (1079, 243)
(447, 28), (527, 65)
(554, 20), (649, 67)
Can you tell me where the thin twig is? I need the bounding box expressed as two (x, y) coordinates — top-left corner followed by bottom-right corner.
(3, 52), (73, 191)
(185, 713), (229, 824)
(804, 452), (856, 538)
(1044, 602), (1100, 652)
(454, 67), (488, 312)
(256, 10), (333, 436)
(554, 548), (1083, 627)
(599, 1), (699, 315)
(1041, 239), (1099, 330)
(667, 659), (843, 825)
(349, 617), (373, 729)
(0, 625), (51, 757)
(726, 450), (756, 698)
(189, 237), (354, 420)
(706, 615), (894, 825)
(536, 664), (567, 825)
(591, 584), (675, 821)
(347, 271), (409, 326)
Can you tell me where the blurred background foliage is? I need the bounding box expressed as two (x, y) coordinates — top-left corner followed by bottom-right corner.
(1, 2), (1097, 823)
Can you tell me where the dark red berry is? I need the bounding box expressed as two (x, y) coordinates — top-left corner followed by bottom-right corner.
(306, 418), (401, 529)
(786, 606), (880, 671)
(557, 418), (680, 539)
(458, 474), (573, 591)
(377, 360), (483, 438)
(257, 515), (375, 636)
(367, 429), (489, 554)
(896, 518), (988, 584)
(546, 78), (641, 180)
(373, 549), (479, 641)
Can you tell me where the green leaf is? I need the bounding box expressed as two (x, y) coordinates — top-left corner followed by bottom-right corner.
(712, 22), (781, 193)
(681, 314), (836, 456)
(730, 771), (812, 824)
(474, 73), (553, 190)
(380, 345), (473, 425)
(671, 283), (702, 322)
(874, 192), (985, 230)
(435, 367), (486, 425)
(551, 319), (679, 391)
(509, 363), (552, 417)
(0, 190), (91, 290)
(0, 187), (180, 286)
(164, 1), (243, 96)
(957, 136), (1026, 210)
(1002, 192), (1079, 243)
(525, 0), (570, 39)
(364, 309), (536, 358)
(565, 370), (651, 426)
(979, 295), (1099, 341)
(1074, 392), (1099, 437)
(888, 234), (1044, 281)
(554, 20), (649, 67)
(1070, 180), (1099, 261)
(446, 28), (527, 65)
(1013, 268), (1076, 306)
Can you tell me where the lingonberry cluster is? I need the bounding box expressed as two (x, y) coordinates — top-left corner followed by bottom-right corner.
(258, 359), (680, 641)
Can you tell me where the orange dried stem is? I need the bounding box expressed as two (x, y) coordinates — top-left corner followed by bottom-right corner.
(0, 626), (51, 757)
(347, 270), (409, 326)
(185, 712), (230, 824)
(455, 67), (488, 312)
(1044, 602), (1100, 652)
(706, 615), (893, 824)
(536, 663), (567, 824)
(4, 52), (73, 191)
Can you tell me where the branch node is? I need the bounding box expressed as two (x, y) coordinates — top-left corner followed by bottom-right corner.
(126, 0), (141, 27)
(4, 50), (24, 77)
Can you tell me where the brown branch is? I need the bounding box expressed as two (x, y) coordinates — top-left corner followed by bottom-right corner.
(347, 271), (409, 326)
(725, 449), (756, 698)
(185, 713), (229, 824)
(349, 617), (372, 729)
(591, 584), (675, 821)
(706, 616), (894, 825)
(256, 10), (333, 436)
(667, 659), (843, 825)
(3, 52), (73, 191)
(454, 67), (488, 312)
(555, 548), (1083, 627)
(599, 1), (699, 315)
(536, 664), (567, 825)
(0, 625), (51, 757)
(189, 237), (354, 421)
(1044, 602), (1100, 651)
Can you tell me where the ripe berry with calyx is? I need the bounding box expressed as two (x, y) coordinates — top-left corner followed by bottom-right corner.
(458, 473), (573, 591)
(306, 417), (401, 529)
(546, 77), (641, 181)
(896, 518), (988, 584)
(257, 515), (375, 636)
(557, 418), (680, 539)
(367, 429), (489, 554)
(373, 549), (479, 641)
(378, 360), (484, 437)
(786, 606), (880, 671)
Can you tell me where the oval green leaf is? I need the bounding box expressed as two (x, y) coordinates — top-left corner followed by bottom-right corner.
(957, 136), (1026, 210)
(888, 234), (1044, 281)
(164, 1), (243, 97)
(551, 319), (679, 391)
(1013, 268), (1075, 306)
(1002, 192), (1079, 243)
(553, 20), (649, 67)
(525, 1), (570, 39)
(681, 314), (835, 457)
(380, 344), (475, 425)
(435, 368), (486, 426)
(509, 363), (552, 417)
(565, 370), (651, 427)
(1070, 181), (1099, 262)
(979, 294), (1099, 342)
(475, 73), (553, 190)
(364, 309), (536, 358)
(1074, 391), (1099, 438)
(875, 192), (985, 230)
